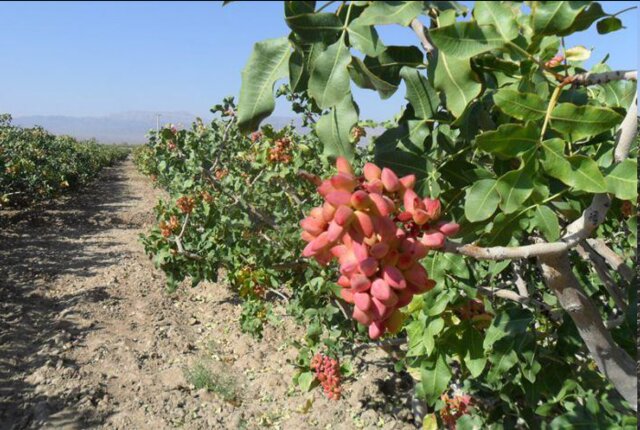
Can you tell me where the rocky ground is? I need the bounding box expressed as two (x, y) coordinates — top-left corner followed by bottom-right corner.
(0, 159), (417, 430)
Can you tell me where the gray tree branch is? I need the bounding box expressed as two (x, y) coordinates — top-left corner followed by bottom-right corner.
(586, 238), (635, 283)
(537, 251), (636, 410)
(571, 70), (637, 86)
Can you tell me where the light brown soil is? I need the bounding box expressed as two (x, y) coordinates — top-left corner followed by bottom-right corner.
(0, 160), (415, 430)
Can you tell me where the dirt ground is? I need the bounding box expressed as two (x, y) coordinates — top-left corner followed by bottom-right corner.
(0, 159), (417, 430)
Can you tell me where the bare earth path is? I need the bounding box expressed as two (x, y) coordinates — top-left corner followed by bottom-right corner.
(0, 160), (414, 430)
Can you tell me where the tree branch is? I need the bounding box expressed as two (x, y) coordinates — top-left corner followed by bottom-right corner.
(410, 18), (435, 54)
(614, 94), (637, 163)
(575, 242), (627, 312)
(174, 214), (204, 261)
(537, 251), (636, 410)
(512, 261), (529, 298)
(443, 84), (636, 261)
(571, 70), (637, 86)
(586, 238), (634, 283)
(475, 285), (560, 320)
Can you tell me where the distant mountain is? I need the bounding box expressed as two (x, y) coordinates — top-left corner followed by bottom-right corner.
(12, 112), (383, 145)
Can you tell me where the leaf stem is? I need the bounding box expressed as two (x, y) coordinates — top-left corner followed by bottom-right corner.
(316, 0), (338, 13)
(612, 5), (638, 17)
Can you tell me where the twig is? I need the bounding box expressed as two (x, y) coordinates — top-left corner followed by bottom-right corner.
(560, 37), (569, 79)
(512, 261), (529, 298)
(333, 297), (350, 321)
(174, 214), (204, 261)
(537, 251), (636, 409)
(576, 242), (627, 312)
(267, 288), (290, 302)
(570, 70), (637, 86)
(316, 0), (337, 13)
(410, 18), (435, 54)
(613, 94), (637, 163)
(586, 239), (634, 283)
(349, 337), (407, 353)
(475, 285), (558, 319)
(604, 315), (626, 330)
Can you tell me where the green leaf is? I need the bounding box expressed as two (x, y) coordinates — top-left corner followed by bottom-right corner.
(238, 37), (291, 133)
(487, 339), (519, 383)
(284, 1), (315, 17)
(597, 79), (637, 109)
(605, 159), (637, 201)
(430, 21), (506, 58)
(473, 1), (519, 41)
(533, 205), (561, 241)
(476, 123), (539, 158)
(540, 139), (608, 193)
(308, 38), (352, 109)
(558, 2), (605, 35)
(315, 96), (358, 162)
(285, 12), (343, 42)
(550, 103), (623, 141)
(364, 46), (424, 87)
(493, 89), (547, 121)
(357, 1), (424, 26)
(419, 353), (452, 405)
(297, 371), (316, 391)
(532, 1), (590, 36)
(566, 156), (608, 193)
(565, 45), (591, 61)
(289, 47), (307, 92)
(485, 211), (529, 246)
(462, 325), (487, 377)
(540, 138), (569, 178)
(400, 67), (439, 119)
(464, 179), (500, 222)
(496, 151), (536, 214)
(434, 53), (481, 118)
(347, 19), (386, 57)
(483, 308), (534, 351)
(597, 16), (623, 34)
(349, 57), (399, 99)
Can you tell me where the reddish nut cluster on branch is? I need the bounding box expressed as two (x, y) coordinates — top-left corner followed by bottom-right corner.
(201, 190), (214, 203)
(167, 139), (177, 151)
(620, 200), (634, 218)
(250, 131), (263, 143)
(544, 54), (564, 68)
(214, 169), (229, 180)
(268, 137), (292, 164)
(440, 393), (473, 429)
(159, 215), (180, 238)
(310, 353), (342, 400)
(454, 298), (493, 330)
(176, 196), (195, 214)
(300, 157), (459, 339)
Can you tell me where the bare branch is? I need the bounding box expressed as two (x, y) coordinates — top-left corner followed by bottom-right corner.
(537, 251), (636, 409)
(604, 315), (626, 330)
(586, 238), (634, 283)
(614, 94), (637, 163)
(475, 285), (560, 320)
(444, 239), (580, 260)
(512, 261), (529, 298)
(571, 70), (637, 86)
(576, 242), (627, 312)
(266, 288), (290, 302)
(174, 214), (204, 261)
(410, 18), (435, 54)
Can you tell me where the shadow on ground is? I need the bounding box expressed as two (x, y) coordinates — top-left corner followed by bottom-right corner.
(0, 164), (135, 429)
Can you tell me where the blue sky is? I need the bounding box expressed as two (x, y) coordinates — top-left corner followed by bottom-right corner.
(0, 1), (637, 121)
